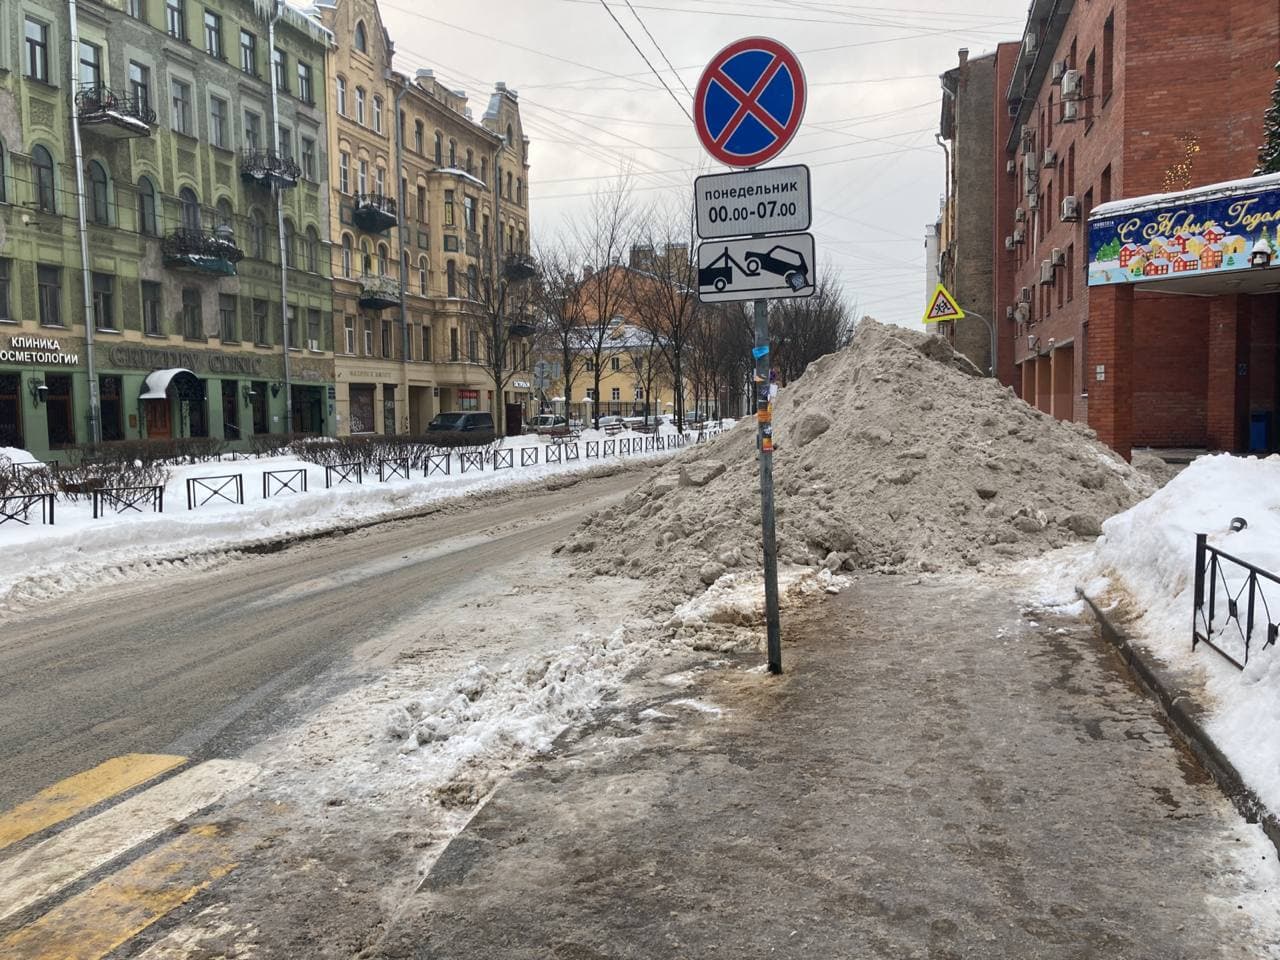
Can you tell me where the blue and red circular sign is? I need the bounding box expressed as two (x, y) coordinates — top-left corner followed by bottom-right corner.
(694, 37), (806, 168)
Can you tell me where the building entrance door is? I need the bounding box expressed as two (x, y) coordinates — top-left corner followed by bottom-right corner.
(222, 381), (240, 441)
(146, 398), (172, 438)
(45, 374), (75, 447)
(100, 376), (124, 441)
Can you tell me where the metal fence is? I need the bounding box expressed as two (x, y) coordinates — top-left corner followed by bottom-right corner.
(92, 485), (163, 519)
(521, 447), (539, 467)
(459, 452), (484, 473)
(263, 468), (308, 498)
(1193, 533), (1280, 669)
(425, 453), (451, 477)
(0, 492), (55, 526)
(379, 457), (411, 482)
(325, 462), (363, 488)
(185, 474), (245, 510)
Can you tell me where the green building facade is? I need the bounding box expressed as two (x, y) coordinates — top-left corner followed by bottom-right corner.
(0, 0), (335, 461)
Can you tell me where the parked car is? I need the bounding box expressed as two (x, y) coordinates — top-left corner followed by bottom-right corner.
(528, 414), (569, 435)
(595, 415), (626, 432)
(427, 411), (494, 433)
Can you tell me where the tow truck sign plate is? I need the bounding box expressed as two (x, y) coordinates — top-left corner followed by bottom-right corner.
(696, 232), (816, 303)
(695, 165), (811, 240)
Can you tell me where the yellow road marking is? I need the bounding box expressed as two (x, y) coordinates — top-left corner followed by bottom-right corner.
(0, 823), (237, 960)
(0, 754), (186, 851)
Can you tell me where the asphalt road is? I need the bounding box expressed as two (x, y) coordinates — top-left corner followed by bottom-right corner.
(0, 467), (644, 810)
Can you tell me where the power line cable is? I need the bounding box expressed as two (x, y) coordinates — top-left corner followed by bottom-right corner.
(595, 0), (694, 123)
(622, 0), (693, 98)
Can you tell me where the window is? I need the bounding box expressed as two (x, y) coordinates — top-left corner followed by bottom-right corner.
(88, 161), (110, 224)
(1067, 243), (1075, 303)
(1102, 13), (1114, 104)
(301, 137), (315, 179)
(306, 227), (319, 272)
(465, 149), (473, 174)
(216, 197), (232, 230)
(414, 120), (424, 153)
(506, 123), (513, 144)
(468, 329), (479, 362)
(283, 220), (296, 268)
(273, 48), (288, 93)
(307, 308), (321, 349)
(399, 110), (405, 147)
(0, 259), (9, 322)
(341, 234), (353, 277)
(1084, 51), (1096, 124)
(38, 265), (62, 326)
(1100, 165), (1112, 204)
(25, 19), (50, 83)
(166, 0), (186, 40)
(142, 281), (161, 335)
(375, 166), (385, 196)
(338, 151), (350, 193)
(336, 76), (347, 115)
(253, 298), (269, 344)
(210, 96), (228, 148)
(450, 328), (459, 361)
(466, 265), (477, 300)
(128, 0), (146, 19)
(517, 178), (523, 204)
(610, 356), (621, 372)
(417, 185), (426, 222)
(32, 146), (56, 213)
(129, 62), (151, 110)
(344, 316), (355, 353)
(463, 196), (476, 231)
(358, 159), (367, 195)
(377, 242), (389, 276)
(444, 190), (455, 226)
(446, 260), (457, 297)
(363, 319), (373, 356)
(286, 306), (298, 349)
(240, 29), (256, 75)
(360, 240), (371, 274)
(171, 78), (192, 135)
(244, 109), (261, 151)
(434, 131), (443, 165)
(381, 321), (391, 358)
(179, 187), (200, 230)
(204, 10), (222, 58)
(418, 257), (427, 293)
(90, 274), (115, 331)
(354, 20), (367, 53)
(79, 42), (102, 89)
(421, 325), (431, 361)
(277, 125), (292, 160)
(219, 293), (237, 341)
(355, 87), (365, 125)
(373, 96), (383, 133)
(250, 209), (266, 258)
(182, 288), (203, 339)
(443, 234), (459, 252)
(611, 387), (620, 402)
(1080, 322), (1089, 397)
(507, 171), (513, 199)
(297, 62), (313, 103)
(448, 139), (456, 167)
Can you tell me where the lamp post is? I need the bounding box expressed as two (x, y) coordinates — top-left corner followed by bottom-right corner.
(962, 310), (997, 377)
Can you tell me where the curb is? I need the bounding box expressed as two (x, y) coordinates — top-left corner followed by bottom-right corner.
(1076, 588), (1280, 857)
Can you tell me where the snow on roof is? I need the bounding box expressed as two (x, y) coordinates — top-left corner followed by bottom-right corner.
(1091, 172), (1280, 220)
(433, 167), (488, 190)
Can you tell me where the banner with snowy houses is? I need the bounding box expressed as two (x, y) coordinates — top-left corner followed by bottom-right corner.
(1088, 180), (1280, 286)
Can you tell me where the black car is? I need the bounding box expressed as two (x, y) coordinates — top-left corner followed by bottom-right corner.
(427, 411), (494, 432)
(699, 259), (733, 292)
(744, 245), (809, 288)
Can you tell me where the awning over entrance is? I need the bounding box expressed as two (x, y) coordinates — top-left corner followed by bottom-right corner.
(139, 368), (204, 400)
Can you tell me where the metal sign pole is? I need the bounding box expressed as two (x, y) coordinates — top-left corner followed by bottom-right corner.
(754, 297), (782, 673)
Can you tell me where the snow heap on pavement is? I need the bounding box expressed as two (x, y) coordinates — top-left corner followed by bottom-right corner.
(560, 319), (1155, 594)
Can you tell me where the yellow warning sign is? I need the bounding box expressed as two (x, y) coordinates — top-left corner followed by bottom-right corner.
(922, 283), (965, 324)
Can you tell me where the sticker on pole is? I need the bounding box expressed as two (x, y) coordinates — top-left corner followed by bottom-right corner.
(697, 233), (815, 303)
(922, 283), (965, 324)
(694, 37), (806, 168)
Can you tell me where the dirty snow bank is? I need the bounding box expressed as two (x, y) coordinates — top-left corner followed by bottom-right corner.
(1027, 453), (1280, 817)
(561, 319), (1154, 596)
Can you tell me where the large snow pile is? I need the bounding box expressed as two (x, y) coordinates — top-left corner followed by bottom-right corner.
(560, 319), (1155, 592)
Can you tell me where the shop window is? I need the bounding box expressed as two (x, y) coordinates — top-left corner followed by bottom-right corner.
(0, 373), (22, 448)
(100, 375), (124, 441)
(349, 384), (375, 433)
(45, 373), (75, 447)
(383, 385), (396, 434)
(251, 380), (267, 432)
(458, 388), (478, 411)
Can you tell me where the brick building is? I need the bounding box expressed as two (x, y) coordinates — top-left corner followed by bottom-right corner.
(985, 0), (1280, 458)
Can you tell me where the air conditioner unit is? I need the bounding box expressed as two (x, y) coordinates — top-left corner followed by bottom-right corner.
(1006, 159), (1017, 175)
(1014, 302), (1030, 323)
(307, 339), (319, 351)
(1061, 100), (1080, 123)
(1024, 151), (1038, 173)
(1052, 247), (1065, 267)
(1019, 286), (1032, 304)
(1023, 33), (1037, 56)
(1061, 195), (1080, 221)
(1043, 149), (1057, 168)
(1050, 61), (1067, 84)
(1005, 236), (1015, 251)
(1015, 206), (1026, 223)
(1040, 260), (1054, 284)
(1013, 227), (1026, 244)
(1061, 69), (1081, 99)
(1027, 192), (1040, 210)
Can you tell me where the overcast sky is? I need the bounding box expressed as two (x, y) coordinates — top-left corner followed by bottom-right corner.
(377, 0), (1031, 329)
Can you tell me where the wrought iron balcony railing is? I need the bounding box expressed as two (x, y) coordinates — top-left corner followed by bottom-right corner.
(358, 274), (400, 309)
(240, 149), (302, 187)
(352, 193), (398, 233)
(75, 84), (157, 138)
(503, 253), (537, 282)
(162, 228), (244, 275)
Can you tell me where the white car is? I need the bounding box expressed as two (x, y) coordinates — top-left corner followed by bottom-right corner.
(595, 415), (626, 430)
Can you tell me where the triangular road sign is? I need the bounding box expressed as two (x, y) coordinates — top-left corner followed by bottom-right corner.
(923, 283), (965, 324)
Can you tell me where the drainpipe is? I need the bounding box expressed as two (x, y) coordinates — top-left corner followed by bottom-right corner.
(934, 132), (950, 266)
(268, 2), (292, 430)
(393, 74), (409, 426)
(67, 0), (101, 443)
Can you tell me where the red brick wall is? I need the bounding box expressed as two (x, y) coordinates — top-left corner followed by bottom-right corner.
(1131, 293), (1209, 447)
(991, 42), (1023, 390)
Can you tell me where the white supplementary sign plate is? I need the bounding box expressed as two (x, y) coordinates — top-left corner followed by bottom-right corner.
(696, 232), (816, 303)
(695, 165), (811, 240)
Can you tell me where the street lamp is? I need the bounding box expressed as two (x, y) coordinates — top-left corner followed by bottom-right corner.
(961, 311), (997, 377)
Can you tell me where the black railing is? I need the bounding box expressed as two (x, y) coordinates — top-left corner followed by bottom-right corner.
(240, 149), (301, 186)
(544, 445), (562, 465)
(325, 462), (363, 488)
(186, 474), (244, 510)
(263, 468), (307, 498)
(424, 453), (451, 477)
(352, 193), (398, 232)
(163, 228), (244, 265)
(0, 493), (55, 527)
(92, 485), (164, 519)
(1193, 533), (1280, 669)
(459, 451), (484, 473)
(520, 447), (539, 468)
(493, 449), (513, 471)
(75, 84), (157, 129)
(379, 457), (410, 482)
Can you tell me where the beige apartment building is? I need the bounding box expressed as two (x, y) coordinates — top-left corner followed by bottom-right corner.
(315, 0), (532, 435)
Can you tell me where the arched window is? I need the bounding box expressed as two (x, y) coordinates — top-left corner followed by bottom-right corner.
(506, 123), (513, 144)
(465, 149), (473, 174)
(283, 218), (296, 267)
(32, 145), (56, 213)
(507, 171), (513, 198)
(360, 239), (371, 275)
(434, 131), (442, 164)
(377, 242), (389, 276)
(88, 161), (110, 224)
(516, 177), (522, 204)
(466, 264), (477, 300)
(446, 260), (456, 297)
(179, 186), (200, 231)
(306, 226), (320, 273)
(336, 75), (347, 115)
(355, 87), (365, 125)
(341, 233), (353, 277)
(480, 157), (487, 184)
(418, 256), (428, 294)
(354, 20), (367, 53)
(215, 197), (233, 230)
(250, 208), (266, 258)
(137, 177), (157, 235)
(414, 120), (424, 153)
(448, 139), (456, 167)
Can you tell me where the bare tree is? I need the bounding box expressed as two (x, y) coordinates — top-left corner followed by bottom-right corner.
(624, 198), (702, 431)
(624, 325), (668, 424)
(572, 179), (635, 427)
(473, 247), (538, 437)
(531, 239), (588, 422)
(769, 264), (853, 385)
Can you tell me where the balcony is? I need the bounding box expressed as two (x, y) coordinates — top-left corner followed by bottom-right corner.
(75, 85), (156, 139)
(162, 228), (243, 276)
(503, 253), (537, 282)
(240, 149), (301, 188)
(508, 316), (537, 338)
(358, 274), (400, 310)
(353, 193), (398, 234)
